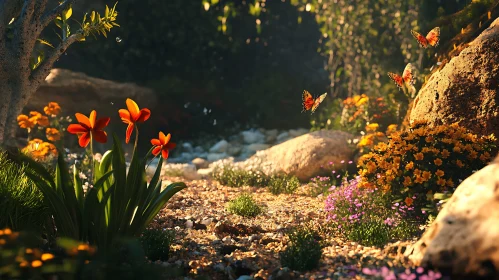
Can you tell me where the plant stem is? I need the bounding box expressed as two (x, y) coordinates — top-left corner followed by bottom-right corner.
(90, 134), (94, 184)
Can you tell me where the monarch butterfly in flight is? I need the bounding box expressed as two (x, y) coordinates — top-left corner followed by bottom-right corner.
(388, 63), (415, 91)
(411, 27), (440, 48)
(302, 90), (327, 114)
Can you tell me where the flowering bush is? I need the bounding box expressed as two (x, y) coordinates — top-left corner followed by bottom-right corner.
(358, 121), (497, 217)
(325, 177), (420, 246)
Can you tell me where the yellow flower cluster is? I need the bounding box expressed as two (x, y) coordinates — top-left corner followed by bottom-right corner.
(357, 122), (399, 154)
(17, 102), (61, 130)
(358, 121), (497, 206)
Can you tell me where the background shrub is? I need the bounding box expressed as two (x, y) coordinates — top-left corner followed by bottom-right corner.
(139, 229), (175, 261)
(268, 174), (300, 195)
(358, 121), (497, 217)
(213, 165), (270, 188)
(226, 193), (263, 218)
(0, 152), (49, 233)
(280, 226), (322, 272)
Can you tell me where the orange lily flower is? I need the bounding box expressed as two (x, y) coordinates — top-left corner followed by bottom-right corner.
(151, 132), (176, 159)
(118, 98), (151, 143)
(67, 110), (110, 148)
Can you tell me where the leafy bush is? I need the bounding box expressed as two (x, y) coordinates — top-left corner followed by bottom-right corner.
(324, 176), (419, 247)
(213, 165), (270, 188)
(9, 98), (186, 249)
(139, 229), (175, 261)
(268, 174), (300, 195)
(226, 193), (263, 218)
(280, 226), (322, 272)
(358, 121), (497, 217)
(0, 152), (49, 233)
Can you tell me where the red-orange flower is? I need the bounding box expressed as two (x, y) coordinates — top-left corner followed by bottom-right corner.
(67, 110), (110, 148)
(119, 98), (151, 144)
(150, 132), (176, 159)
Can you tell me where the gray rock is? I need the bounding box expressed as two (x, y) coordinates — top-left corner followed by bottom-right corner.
(241, 130), (265, 144)
(245, 143), (270, 153)
(209, 140), (230, 153)
(193, 146), (204, 153)
(276, 132), (290, 143)
(265, 129), (279, 143)
(207, 153), (228, 162)
(181, 142), (193, 152)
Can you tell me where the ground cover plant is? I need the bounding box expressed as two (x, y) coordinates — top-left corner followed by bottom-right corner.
(226, 193), (263, 218)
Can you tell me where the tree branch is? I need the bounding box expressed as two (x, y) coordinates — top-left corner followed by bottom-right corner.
(18, 0), (37, 34)
(30, 31), (82, 84)
(39, 0), (75, 30)
(32, 0), (49, 21)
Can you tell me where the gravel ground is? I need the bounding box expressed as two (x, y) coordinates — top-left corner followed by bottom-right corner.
(150, 177), (419, 280)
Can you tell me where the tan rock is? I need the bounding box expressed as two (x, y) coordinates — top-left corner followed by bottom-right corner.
(28, 68), (157, 115)
(404, 158), (499, 278)
(243, 130), (355, 181)
(410, 17), (499, 139)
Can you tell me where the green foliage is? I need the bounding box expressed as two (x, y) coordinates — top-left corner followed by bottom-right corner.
(8, 135), (186, 249)
(213, 165), (270, 188)
(268, 174), (300, 195)
(280, 226), (322, 272)
(139, 228), (175, 261)
(226, 193), (263, 218)
(0, 229), (180, 279)
(324, 177), (421, 247)
(358, 121), (497, 217)
(0, 152), (49, 233)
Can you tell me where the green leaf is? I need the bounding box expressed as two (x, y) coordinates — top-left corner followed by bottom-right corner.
(62, 5), (73, 20)
(36, 39), (55, 48)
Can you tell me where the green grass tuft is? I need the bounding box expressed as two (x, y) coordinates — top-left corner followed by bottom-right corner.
(139, 228), (175, 261)
(280, 226), (322, 272)
(226, 193), (263, 217)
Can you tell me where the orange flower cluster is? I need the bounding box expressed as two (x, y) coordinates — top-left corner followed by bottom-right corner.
(67, 98), (175, 159)
(22, 139), (58, 160)
(0, 228), (94, 271)
(358, 121), (497, 208)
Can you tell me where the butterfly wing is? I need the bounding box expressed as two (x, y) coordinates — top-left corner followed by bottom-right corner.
(310, 92), (327, 113)
(425, 27), (440, 47)
(302, 90), (314, 112)
(388, 72), (404, 90)
(411, 30), (428, 48)
(401, 63), (415, 85)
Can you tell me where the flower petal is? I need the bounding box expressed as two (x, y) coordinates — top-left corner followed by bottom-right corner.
(151, 138), (161, 146)
(78, 132), (91, 148)
(119, 109), (131, 123)
(161, 149), (169, 159)
(75, 113), (91, 129)
(165, 142), (176, 150)
(126, 98), (140, 121)
(159, 132), (171, 145)
(125, 123), (134, 144)
(92, 130), (108, 144)
(89, 110), (97, 129)
(67, 124), (88, 134)
(136, 108), (151, 123)
(152, 146), (162, 156)
(94, 117), (110, 131)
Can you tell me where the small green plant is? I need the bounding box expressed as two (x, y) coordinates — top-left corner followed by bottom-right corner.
(268, 174), (300, 195)
(226, 193), (263, 217)
(213, 165), (270, 188)
(139, 228), (175, 261)
(0, 152), (49, 233)
(280, 226), (322, 272)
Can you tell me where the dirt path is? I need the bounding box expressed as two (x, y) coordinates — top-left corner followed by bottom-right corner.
(152, 177), (415, 279)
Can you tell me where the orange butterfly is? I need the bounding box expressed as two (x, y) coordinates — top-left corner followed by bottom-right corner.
(388, 63), (415, 91)
(411, 27), (440, 48)
(302, 90), (327, 114)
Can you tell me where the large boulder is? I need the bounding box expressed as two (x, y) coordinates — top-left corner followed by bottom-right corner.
(404, 157), (499, 279)
(410, 17), (499, 139)
(28, 68), (157, 115)
(242, 130), (355, 181)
